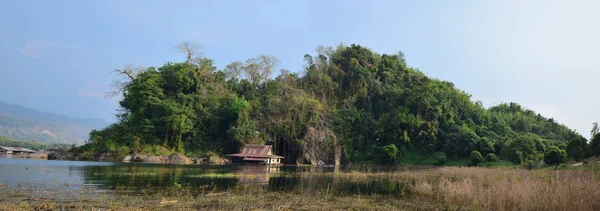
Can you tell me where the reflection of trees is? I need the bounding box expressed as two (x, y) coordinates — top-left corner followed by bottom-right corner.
(80, 164), (408, 197)
(81, 164), (239, 190)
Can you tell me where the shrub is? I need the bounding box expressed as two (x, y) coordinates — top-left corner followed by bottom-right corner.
(566, 137), (588, 161)
(486, 153), (500, 162)
(544, 146), (566, 167)
(380, 144), (398, 164)
(434, 152), (447, 165)
(470, 151), (484, 165)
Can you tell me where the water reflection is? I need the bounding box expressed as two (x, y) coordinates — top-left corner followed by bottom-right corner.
(0, 158), (414, 197)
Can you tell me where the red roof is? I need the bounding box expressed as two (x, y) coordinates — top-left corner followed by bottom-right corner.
(228, 153), (284, 158)
(226, 144), (284, 159)
(243, 157), (268, 161)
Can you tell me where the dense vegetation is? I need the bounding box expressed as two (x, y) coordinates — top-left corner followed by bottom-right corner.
(82, 43), (587, 166)
(0, 101), (109, 144)
(0, 136), (70, 150)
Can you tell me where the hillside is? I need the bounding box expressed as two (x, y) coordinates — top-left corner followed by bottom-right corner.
(80, 43), (583, 165)
(0, 136), (70, 150)
(0, 101), (111, 144)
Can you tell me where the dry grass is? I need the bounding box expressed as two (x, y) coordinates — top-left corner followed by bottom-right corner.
(2, 167), (600, 210)
(0, 186), (444, 211)
(409, 167), (600, 211)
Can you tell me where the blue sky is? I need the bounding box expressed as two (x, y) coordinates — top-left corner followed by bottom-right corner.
(1, 0), (599, 137)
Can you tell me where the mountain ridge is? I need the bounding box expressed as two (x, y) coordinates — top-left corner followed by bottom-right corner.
(0, 101), (111, 144)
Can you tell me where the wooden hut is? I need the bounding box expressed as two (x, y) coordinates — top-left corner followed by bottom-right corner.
(226, 144), (284, 165)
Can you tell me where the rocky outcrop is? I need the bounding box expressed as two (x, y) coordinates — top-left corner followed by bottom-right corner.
(26, 152), (49, 159)
(133, 154), (147, 162)
(48, 150), (76, 160)
(142, 155), (168, 163)
(123, 155), (132, 162)
(208, 153), (229, 165)
(169, 153), (193, 164)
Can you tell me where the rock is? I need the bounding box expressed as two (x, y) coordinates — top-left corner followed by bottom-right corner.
(123, 155), (132, 162)
(133, 154), (147, 162)
(317, 160), (326, 166)
(48, 150), (75, 160)
(169, 153), (192, 164)
(208, 153), (228, 165)
(143, 155), (167, 163)
(96, 153), (108, 161)
(26, 152), (48, 159)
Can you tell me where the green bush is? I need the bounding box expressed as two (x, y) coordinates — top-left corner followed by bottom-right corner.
(434, 152), (447, 165)
(544, 146), (566, 167)
(470, 150), (484, 165)
(486, 153), (500, 162)
(380, 144), (398, 164)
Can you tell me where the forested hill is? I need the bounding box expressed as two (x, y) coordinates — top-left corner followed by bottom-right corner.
(0, 101), (110, 144)
(83, 43), (583, 166)
(0, 136), (70, 150)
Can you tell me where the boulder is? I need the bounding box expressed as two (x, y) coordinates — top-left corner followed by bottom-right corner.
(123, 154), (133, 162)
(143, 155), (167, 163)
(317, 160), (326, 166)
(208, 153), (229, 165)
(169, 153), (192, 164)
(133, 154), (147, 162)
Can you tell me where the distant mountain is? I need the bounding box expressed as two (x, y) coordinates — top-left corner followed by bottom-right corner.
(0, 136), (70, 150)
(0, 101), (111, 144)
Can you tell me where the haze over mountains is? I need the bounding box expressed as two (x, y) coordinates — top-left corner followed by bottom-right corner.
(0, 101), (111, 144)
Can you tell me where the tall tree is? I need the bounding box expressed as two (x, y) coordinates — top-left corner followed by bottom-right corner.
(591, 122), (599, 140)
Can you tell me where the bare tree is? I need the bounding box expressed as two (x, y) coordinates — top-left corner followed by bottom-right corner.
(223, 61), (244, 81)
(105, 64), (144, 99)
(243, 58), (262, 89)
(258, 55), (280, 89)
(175, 42), (203, 65)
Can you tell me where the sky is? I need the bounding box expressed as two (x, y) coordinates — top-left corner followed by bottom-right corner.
(1, 0), (599, 138)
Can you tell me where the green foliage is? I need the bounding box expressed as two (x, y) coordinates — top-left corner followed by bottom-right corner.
(590, 133), (600, 156)
(486, 153), (500, 162)
(544, 146), (566, 167)
(566, 137), (588, 161)
(434, 152), (447, 165)
(380, 144), (398, 164)
(82, 43), (584, 166)
(470, 151), (484, 165)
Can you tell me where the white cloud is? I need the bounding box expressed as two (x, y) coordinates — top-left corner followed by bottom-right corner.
(19, 40), (57, 58)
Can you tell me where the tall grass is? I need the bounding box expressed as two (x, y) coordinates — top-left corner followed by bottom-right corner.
(409, 167), (600, 210)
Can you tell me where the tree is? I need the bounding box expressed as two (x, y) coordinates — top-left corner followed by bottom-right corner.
(175, 42), (202, 65)
(381, 144), (398, 164)
(84, 43), (583, 167)
(590, 133), (600, 156)
(486, 153), (500, 162)
(591, 122), (599, 141)
(224, 61), (244, 82)
(566, 137), (588, 161)
(106, 64), (145, 98)
(470, 151), (483, 165)
(258, 55), (280, 89)
(544, 146), (566, 168)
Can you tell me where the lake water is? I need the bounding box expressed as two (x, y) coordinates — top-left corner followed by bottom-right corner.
(0, 156), (412, 197)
